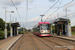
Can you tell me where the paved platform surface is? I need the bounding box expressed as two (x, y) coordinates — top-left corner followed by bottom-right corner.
(0, 34), (23, 50)
(51, 34), (75, 41)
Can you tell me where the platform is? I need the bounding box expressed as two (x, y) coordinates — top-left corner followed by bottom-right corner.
(51, 34), (75, 41)
(0, 34), (23, 50)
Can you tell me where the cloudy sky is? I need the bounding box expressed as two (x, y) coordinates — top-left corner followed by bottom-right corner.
(0, 0), (75, 29)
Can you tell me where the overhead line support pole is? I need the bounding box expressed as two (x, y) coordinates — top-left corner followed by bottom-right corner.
(5, 9), (7, 39)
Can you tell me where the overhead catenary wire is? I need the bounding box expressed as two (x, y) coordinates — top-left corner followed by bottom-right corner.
(34, 0), (59, 23)
(11, 0), (22, 22)
(31, 17), (41, 27)
(60, 12), (75, 18)
(25, 0), (60, 27)
(43, 0), (59, 15)
(11, 0), (26, 28)
(48, 7), (59, 17)
(31, 0), (74, 28)
(46, 0), (74, 19)
(60, 0), (74, 8)
(47, 12), (75, 21)
(32, 0), (59, 24)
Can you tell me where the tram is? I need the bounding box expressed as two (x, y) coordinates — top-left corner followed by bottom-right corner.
(33, 22), (50, 36)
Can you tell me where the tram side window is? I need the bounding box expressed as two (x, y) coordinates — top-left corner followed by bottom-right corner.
(33, 27), (39, 32)
(36, 26), (39, 32)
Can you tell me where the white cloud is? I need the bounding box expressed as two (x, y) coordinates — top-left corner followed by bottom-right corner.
(49, 0), (56, 2)
(71, 21), (74, 23)
(20, 16), (40, 29)
(27, 16), (40, 23)
(43, 11), (75, 21)
(0, 0), (23, 6)
(28, 0), (34, 3)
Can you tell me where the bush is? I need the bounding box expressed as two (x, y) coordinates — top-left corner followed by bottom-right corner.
(7, 31), (10, 36)
(0, 31), (4, 39)
(72, 31), (75, 35)
(72, 28), (75, 32)
(0, 31), (11, 39)
(19, 31), (25, 34)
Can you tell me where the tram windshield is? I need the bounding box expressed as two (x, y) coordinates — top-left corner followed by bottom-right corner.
(40, 24), (49, 30)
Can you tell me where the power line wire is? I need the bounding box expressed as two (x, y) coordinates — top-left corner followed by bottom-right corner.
(11, 0), (22, 22)
(38, 0), (59, 23)
(46, 0), (74, 18)
(60, 0), (74, 8)
(30, 18), (41, 27)
(60, 12), (75, 18)
(43, 0), (59, 15)
(18, 0), (59, 27)
(31, 0), (74, 28)
(48, 7), (59, 17)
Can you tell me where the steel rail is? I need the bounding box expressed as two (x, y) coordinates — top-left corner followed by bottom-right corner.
(48, 37), (75, 45)
(18, 35), (24, 50)
(42, 37), (73, 50)
(33, 35), (53, 50)
(29, 35), (37, 50)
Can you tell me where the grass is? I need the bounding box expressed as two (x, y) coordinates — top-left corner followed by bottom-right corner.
(72, 31), (75, 35)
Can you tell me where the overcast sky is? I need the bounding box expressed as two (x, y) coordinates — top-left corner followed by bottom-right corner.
(0, 0), (75, 29)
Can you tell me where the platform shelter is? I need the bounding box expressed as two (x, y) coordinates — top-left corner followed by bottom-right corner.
(11, 22), (20, 36)
(50, 18), (71, 37)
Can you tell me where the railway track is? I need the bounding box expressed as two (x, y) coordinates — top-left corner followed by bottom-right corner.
(18, 34), (24, 50)
(28, 32), (53, 50)
(18, 34), (37, 50)
(33, 35), (67, 50)
(42, 37), (75, 50)
(18, 34), (36, 50)
(11, 32), (37, 50)
(10, 32), (75, 50)
(29, 35), (37, 50)
(30, 35), (53, 50)
(33, 35), (75, 50)
(43, 37), (75, 45)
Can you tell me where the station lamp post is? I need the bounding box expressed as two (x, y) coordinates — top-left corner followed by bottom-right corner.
(65, 8), (67, 19)
(5, 9), (14, 39)
(10, 13), (14, 37)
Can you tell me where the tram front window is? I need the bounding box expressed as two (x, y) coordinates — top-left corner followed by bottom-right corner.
(40, 24), (49, 30)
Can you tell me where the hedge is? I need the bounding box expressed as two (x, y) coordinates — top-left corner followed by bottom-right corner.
(0, 31), (10, 39)
(19, 31), (25, 34)
(0, 31), (4, 39)
(7, 31), (10, 36)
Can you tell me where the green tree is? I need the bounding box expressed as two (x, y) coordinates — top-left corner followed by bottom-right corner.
(0, 18), (5, 30)
(7, 23), (10, 31)
(0, 18), (5, 38)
